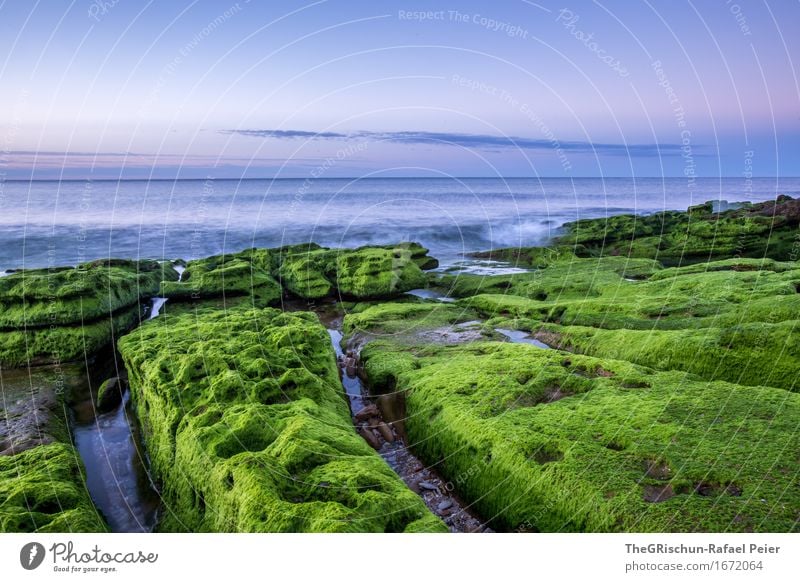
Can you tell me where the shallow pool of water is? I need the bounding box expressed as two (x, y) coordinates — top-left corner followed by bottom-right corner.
(405, 288), (456, 302)
(72, 390), (160, 532)
(495, 328), (551, 349)
(327, 329), (367, 412)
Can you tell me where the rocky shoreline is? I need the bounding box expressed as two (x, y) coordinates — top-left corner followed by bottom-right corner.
(1, 197), (798, 532)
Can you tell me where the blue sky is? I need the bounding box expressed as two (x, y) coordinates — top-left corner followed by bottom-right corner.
(0, 0), (798, 179)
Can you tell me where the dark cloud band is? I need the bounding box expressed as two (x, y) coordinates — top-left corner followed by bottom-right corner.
(219, 128), (695, 157)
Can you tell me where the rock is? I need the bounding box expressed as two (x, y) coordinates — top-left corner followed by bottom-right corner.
(437, 500), (453, 511)
(375, 422), (395, 443)
(358, 426), (382, 450)
(376, 393), (406, 440)
(160, 253), (282, 306)
(642, 484), (675, 503)
(0, 259), (174, 367)
(344, 357), (357, 378)
(275, 242), (435, 300)
(0, 365), (106, 532)
(353, 404), (379, 421)
(96, 376), (126, 413)
(419, 480), (439, 492)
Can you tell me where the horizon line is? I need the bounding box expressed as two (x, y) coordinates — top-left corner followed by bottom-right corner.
(2, 176), (797, 183)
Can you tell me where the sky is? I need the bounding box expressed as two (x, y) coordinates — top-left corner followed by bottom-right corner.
(0, 0), (798, 179)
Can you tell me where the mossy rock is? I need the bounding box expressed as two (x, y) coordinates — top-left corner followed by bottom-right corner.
(0, 365), (106, 533)
(468, 246), (577, 269)
(0, 259), (175, 328)
(118, 306), (444, 532)
(160, 255), (282, 307)
(343, 300), (479, 337)
(433, 255), (662, 301)
(515, 320), (800, 392)
(276, 250), (334, 299)
(277, 244), (433, 300)
(361, 340), (800, 532)
(334, 247), (428, 298)
(0, 305), (141, 367)
(457, 256), (800, 391)
(96, 376), (125, 413)
(554, 195), (800, 264)
(0, 442), (108, 532)
(0, 259), (175, 367)
(162, 242), (437, 302)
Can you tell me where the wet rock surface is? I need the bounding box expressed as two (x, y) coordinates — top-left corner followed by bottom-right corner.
(350, 398), (490, 532)
(0, 366), (83, 455)
(0, 365), (107, 532)
(335, 349), (490, 532)
(380, 439), (491, 533)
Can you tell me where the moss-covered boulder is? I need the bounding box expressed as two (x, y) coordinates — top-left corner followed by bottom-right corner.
(118, 307), (444, 532)
(0, 306), (140, 367)
(0, 443), (108, 532)
(360, 340), (800, 532)
(0, 366), (106, 532)
(277, 243), (432, 300)
(343, 300), (479, 338)
(0, 259), (174, 327)
(555, 195), (800, 264)
(159, 254), (282, 306)
(460, 257), (800, 391)
(162, 242), (437, 303)
(276, 249), (333, 299)
(0, 259), (176, 367)
(334, 246), (428, 298)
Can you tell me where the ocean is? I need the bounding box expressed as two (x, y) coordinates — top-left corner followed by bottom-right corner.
(0, 177), (797, 271)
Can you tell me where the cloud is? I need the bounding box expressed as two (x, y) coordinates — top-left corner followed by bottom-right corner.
(219, 128), (695, 157)
(225, 129), (349, 140)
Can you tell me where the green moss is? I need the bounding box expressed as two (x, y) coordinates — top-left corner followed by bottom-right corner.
(276, 250), (333, 299)
(343, 300), (479, 337)
(274, 244), (432, 300)
(118, 307), (444, 532)
(648, 257), (799, 280)
(0, 442), (107, 532)
(161, 243), (437, 302)
(0, 259), (175, 328)
(0, 305), (140, 367)
(434, 256), (662, 301)
(334, 246), (428, 299)
(0, 259), (175, 367)
(468, 246), (577, 268)
(361, 341), (800, 532)
(458, 256), (800, 391)
(160, 255), (282, 307)
(525, 321), (799, 392)
(382, 242), (439, 270)
(555, 195), (800, 264)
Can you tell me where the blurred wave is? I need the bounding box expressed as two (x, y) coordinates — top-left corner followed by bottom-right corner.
(0, 177), (795, 270)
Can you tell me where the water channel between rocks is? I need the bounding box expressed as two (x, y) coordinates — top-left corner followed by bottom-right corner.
(70, 298), (167, 532)
(317, 304), (491, 533)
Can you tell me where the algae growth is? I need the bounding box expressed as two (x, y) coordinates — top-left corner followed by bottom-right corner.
(118, 307), (445, 532)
